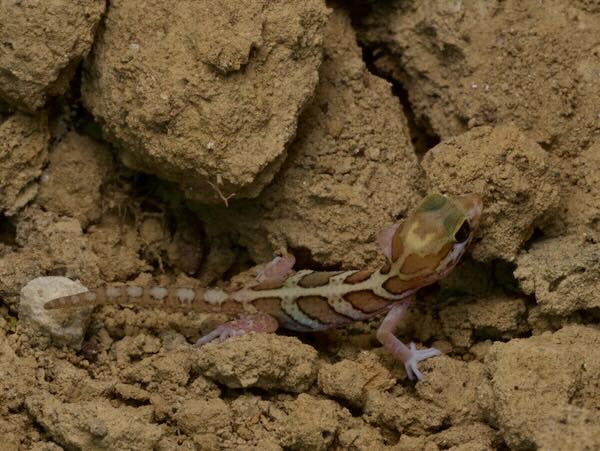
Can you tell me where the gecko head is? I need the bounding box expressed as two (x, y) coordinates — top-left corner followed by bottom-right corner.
(391, 193), (482, 280)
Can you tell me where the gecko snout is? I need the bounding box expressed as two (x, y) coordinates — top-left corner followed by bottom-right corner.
(454, 194), (483, 230)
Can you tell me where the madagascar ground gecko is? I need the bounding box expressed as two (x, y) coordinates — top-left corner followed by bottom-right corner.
(45, 193), (482, 380)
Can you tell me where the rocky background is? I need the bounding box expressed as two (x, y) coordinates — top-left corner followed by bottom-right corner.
(0, 1), (599, 449)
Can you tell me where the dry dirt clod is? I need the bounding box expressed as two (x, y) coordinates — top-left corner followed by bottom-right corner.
(81, 0), (330, 203)
(0, 0), (105, 112)
(198, 8), (424, 269)
(483, 325), (600, 450)
(515, 234), (600, 316)
(422, 123), (559, 262)
(0, 113), (50, 216)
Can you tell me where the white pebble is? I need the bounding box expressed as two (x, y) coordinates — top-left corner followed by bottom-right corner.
(19, 277), (93, 349)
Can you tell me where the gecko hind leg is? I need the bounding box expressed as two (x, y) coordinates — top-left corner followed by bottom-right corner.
(196, 313), (279, 345)
(255, 253), (296, 284)
(376, 301), (441, 381)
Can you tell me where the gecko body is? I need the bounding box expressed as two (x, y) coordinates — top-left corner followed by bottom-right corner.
(45, 193), (482, 380)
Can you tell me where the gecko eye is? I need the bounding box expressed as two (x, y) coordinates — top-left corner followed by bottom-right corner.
(454, 221), (471, 243)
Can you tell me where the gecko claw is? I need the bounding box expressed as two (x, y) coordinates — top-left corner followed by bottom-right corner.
(404, 343), (441, 381)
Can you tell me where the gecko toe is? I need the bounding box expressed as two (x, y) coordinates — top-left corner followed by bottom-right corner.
(195, 328), (222, 345)
(195, 313), (279, 346)
(218, 330), (231, 342)
(404, 343), (442, 381)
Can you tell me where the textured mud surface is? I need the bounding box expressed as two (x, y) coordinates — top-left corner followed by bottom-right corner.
(0, 1), (599, 450)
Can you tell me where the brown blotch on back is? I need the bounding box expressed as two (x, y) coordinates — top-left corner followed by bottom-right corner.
(252, 280), (286, 290)
(297, 296), (351, 326)
(343, 290), (390, 314)
(297, 271), (342, 288)
(344, 270), (372, 284)
(253, 297), (293, 324)
(383, 276), (423, 294)
(400, 245), (450, 274)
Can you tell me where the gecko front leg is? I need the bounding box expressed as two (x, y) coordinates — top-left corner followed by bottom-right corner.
(376, 300), (441, 381)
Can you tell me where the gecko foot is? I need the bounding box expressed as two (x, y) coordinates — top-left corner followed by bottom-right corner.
(195, 313), (279, 345)
(376, 301), (441, 381)
(403, 343), (441, 381)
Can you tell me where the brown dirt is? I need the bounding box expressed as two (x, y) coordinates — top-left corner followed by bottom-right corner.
(0, 1), (599, 450)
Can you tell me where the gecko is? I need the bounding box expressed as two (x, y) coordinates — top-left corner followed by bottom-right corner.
(45, 193), (482, 380)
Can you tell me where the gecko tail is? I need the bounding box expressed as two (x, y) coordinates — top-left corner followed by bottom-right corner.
(44, 290), (101, 309)
(44, 285), (203, 310)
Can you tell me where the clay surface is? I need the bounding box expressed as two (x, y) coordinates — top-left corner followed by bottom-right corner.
(82, 0), (329, 203)
(199, 10), (423, 267)
(358, 0), (599, 157)
(0, 0), (105, 112)
(37, 132), (113, 228)
(515, 235), (600, 315)
(0, 113), (49, 215)
(422, 123), (559, 262)
(0, 2), (599, 450)
(484, 326), (600, 450)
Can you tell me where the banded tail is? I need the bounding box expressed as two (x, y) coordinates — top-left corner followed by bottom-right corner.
(44, 284), (243, 315)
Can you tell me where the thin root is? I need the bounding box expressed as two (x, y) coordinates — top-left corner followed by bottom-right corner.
(207, 179), (235, 207)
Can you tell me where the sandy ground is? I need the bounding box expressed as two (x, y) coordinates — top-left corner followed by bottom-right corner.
(0, 1), (599, 450)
